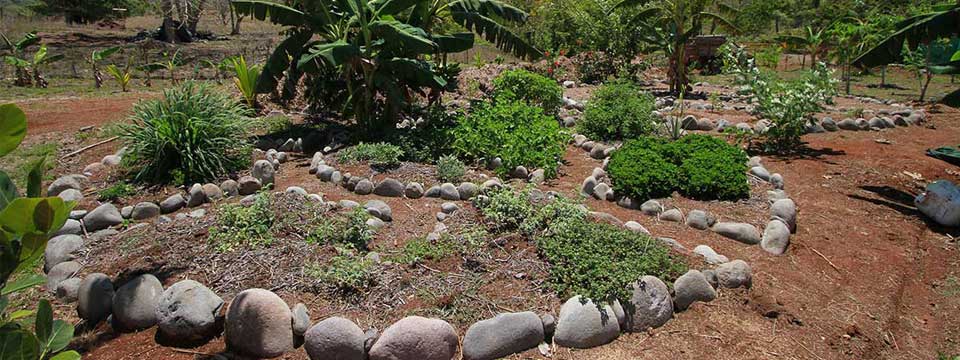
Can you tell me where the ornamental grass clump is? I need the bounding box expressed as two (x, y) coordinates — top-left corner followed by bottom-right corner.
(118, 81), (252, 185)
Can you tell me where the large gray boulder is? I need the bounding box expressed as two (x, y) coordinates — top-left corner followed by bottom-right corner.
(462, 312), (544, 360)
(368, 316), (458, 360)
(238, 176), (262, 195)
(458, 182), (479, 200)
(364, 200), (392, 222)
(46, 261), (81, 292)
(186, 183), (206, 207)
(112, 274), (163, 331)
(673, 270), (716, 311)
(291, 303), (310, 336)
(581, 176), (597, 196)
(202, 183), (223, 201)
(55, 219), (83, 236)
(554, 296), (620, 349)
(220, 179), (239, 197)
(711, 222), (761, 245)
(83, 203), (123, 231)
(160, 194), (187, 214)
(373, 178), (404, 197)
(771, 198), (797, 233)
(625, 276), (673, 332)
(439, 183), (460, 200)
(686, 210), (716, 230)
(641, 200), (662, 215)
(226, 288), (294, 358)
(761, 219), (791, 255)
(156, 280), (224, 342)
(44, 234), (83, 272)
(404, 182), (424, 199)
(304, 317), (366, 360)
(354, 179), (374, 195)
(131, 202), (161, 220)
(252, 160), (276, 186)
(693, 245), (729, 265)
(47, 175), (83, 197)
(716, 260), (752, 288)
(56, 278), (81, 302)
(77, 273), (115, 324)
(57, 189), (83, 203)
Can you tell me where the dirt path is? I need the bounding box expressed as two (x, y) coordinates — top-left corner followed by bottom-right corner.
(18, 94), (960, 359)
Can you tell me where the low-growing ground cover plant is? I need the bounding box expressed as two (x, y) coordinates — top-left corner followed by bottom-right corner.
(306, 207), (373, 251)
(436, 154), (466, 183)
(118, 81), (252, 185)
(97, 182), (135, 202)
(210, 192), (274, 252)
(337, 142), (403, 169)
(452, 101), (567, 178)
(609, 134), (749, 201)
(578, 81), (657, 141)
(306, 249), (377, 293)
(492, 69), (563, 114)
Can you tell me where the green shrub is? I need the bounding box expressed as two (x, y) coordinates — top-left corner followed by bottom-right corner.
(678, 150), (750, 200)
(608, 134), (749, 201)
(478, 188), (534, 231)
(519, 195), (587, 236)
(210, 192), (274, 251)
(306, 207), (373, 251)
(492, 69), (563, 114)
(537, 217), (686, 303)
(98, 182), (136, 202)
(337, 142), (403, 168)
(452, 101), (567, 178)
(384, 107), (457, 163)
(436, 154), (466, 183)
(395, 236), (455, 265)
(118, 82), (252, 185)
(307, 250), (376, 292)
(607, 142), (679, 201)
(577, 81), (657, 141)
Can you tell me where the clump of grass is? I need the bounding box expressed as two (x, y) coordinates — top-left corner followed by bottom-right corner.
(306, 249), (376, 292)
(210, 192), (274, 251)
(117, 81), (252, 185)
(306, 207), (373, 251)
(337, 142), (403, 168)
(98, 182), (136, 202)
(395, 236), (455, 266)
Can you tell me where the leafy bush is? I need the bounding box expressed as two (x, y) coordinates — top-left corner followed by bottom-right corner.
(118, 82), (252, 185)
(384, 107), (458, 163)
(97, 182), (135, 202)
(337, 142), (403, 168)
(578, 82), (657, 141)
(519, 196), (587, 236)
(607, 142), (679, 201)
(492, 69), (563, 114)
(307, 250), (376, 292)
(452, 101), (567, 178)
(210, 192), (274, 251)
(608, 135), (748, 201)
(537, 218), (686, 303)
(306, 207), (373, 251)
(436, 155), (465, 183)
(395, 236), (455, 266)
(478, 188), (534, 231)
(575, 51), (618, 84)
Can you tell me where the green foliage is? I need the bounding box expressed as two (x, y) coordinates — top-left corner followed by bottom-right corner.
(0, 142), (56, 191)
(306, 207), (372, 251)
(337, 142), (403, 168)
(117, 82), (252, 185)
(97, 182), (135, 202)
(230, 55), (261, 107)
(103, 63), (132, 92)
(0, 103), (76, 360)
(491, 69), (563, 114)
(608, 135), (748, 201)
(478, 187), (534, 231)
(452, 101), (567, 178)
(306, 250), (376, 292)
(577, 81), (656, 141)
(755, 45), (783, 70)
(210, 192), (274, 252)
(382, 107), (458, 163)
(537, 217), (686, 304)
(436, 155), (465, 183)
(607, 140), (679, 201)
(395, 236), (455, 266)
(526, 0), (640, 61)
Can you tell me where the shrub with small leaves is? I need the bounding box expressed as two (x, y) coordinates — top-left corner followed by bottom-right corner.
(97, 182), (136, 202)
(306, 249), (376, 292)
(395, 236), (455, 265)
(492, 69), (563, 114)
(577, 81), (657, 141)
(306, 207), (372, 251)
(210, 192), (274, 251)
(607, 141), (679, 201)
(436, 154), (465, 183)
(478, 187), (534, 231)
(337, 142), (403, 168)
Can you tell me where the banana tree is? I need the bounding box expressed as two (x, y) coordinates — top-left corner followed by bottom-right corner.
(232, 0), (469, 129)
(612, 0), (736, 93)
(230, 55), (260, 107)
(408, 0), (541, 61)
(0, 31), (39, 87)
(89, 46), (120, 89)
(3, 44), (63, 88)
(776, 26), (825, 70)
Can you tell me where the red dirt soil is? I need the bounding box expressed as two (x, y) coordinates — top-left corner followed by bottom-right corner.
(18, 93), (960, 359)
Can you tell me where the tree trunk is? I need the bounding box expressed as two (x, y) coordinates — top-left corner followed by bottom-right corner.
(920, 71), (933, 102)
(880, 65), (886, 87)
(230, 9), (243, 35)
(186, 0), (205, 35)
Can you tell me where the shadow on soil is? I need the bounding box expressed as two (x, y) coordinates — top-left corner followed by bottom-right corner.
(851, 185), (960, 237)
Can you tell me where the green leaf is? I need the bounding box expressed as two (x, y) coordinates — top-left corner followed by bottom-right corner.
(372, 0), (421, 16)
(24, 160), (43, 199)
(0, 274), (43, 296)
(371, 20), (437, 54)
(38, 320), (73, 354)
(92, 46), (120, 62)
(34, 300), (51, 346)
(0, 104), (27, 157)
(434, 33), (475, 54)
(257, 30), (313, 94)
(0, 170), (17, 211)
(0, 197), (72, 236)
(49, 350), (81, 360)
(0, 329), (40, 360)
(299, 41), (362, 72)
(7, 310), (31, 322)
(449, 0), (541, 59)
(853, 6), (960, 67)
